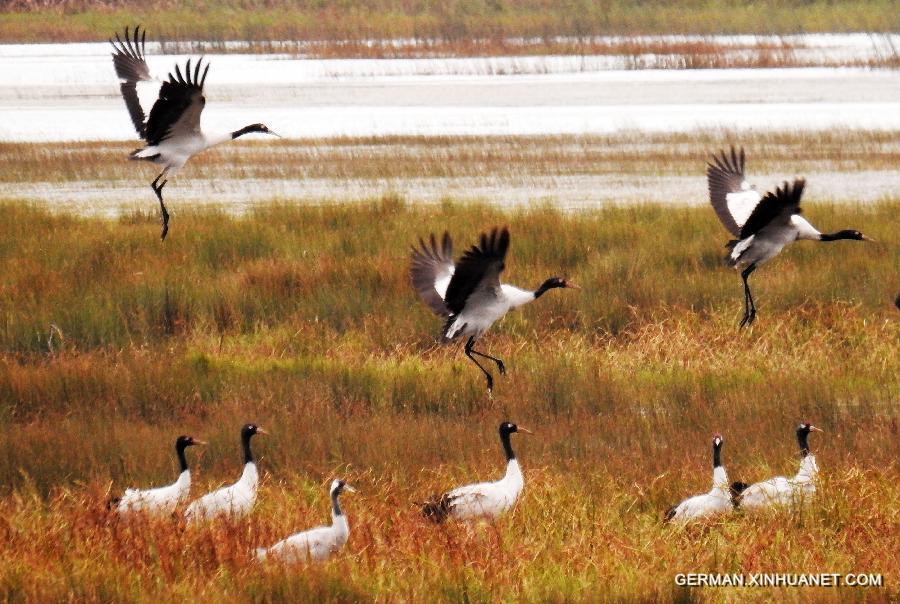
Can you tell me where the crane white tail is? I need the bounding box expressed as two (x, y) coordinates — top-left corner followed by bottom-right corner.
(129, 148), (161, 162)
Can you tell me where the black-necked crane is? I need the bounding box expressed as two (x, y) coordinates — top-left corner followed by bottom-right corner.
(410, 227), (578, 393)
(735, 422), (822, 510)
(256, 479), (356, 563)
(185, 423), (267, 522)
(110, 26), (279, 239)
(111, 435), (205, 516)
(421, 421), (531, 523)
(707, 146), (873, 327)
(664, 434), (734, 523)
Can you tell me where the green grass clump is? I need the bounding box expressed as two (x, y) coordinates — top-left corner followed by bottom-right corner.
(0, 201), (896, 601)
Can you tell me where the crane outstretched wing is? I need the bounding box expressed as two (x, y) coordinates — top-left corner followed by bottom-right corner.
(740, 178), (805, 239)
(410, 232), (455, 316)
(443, 227), (509, 316)
(707, 146), (761, 237)
(143, 57), (210, 146)
(110, 25), (153, 139)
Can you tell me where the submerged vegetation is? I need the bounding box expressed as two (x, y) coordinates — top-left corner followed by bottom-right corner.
(0, 200), (897, 600)
(3, 129), (899, 187)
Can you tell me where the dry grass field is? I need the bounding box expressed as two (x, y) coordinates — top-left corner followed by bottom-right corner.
(0, 170), (897, 600)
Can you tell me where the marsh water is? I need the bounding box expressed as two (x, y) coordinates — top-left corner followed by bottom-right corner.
(1, 35), (898, 212)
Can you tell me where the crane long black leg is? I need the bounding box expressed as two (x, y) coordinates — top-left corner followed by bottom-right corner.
(151, 173), (170, 240)
(739, 264), (757, 329)
(740, 276), (751, 323)
(465, 336), (495, 393)
(470, 348), (506, 375)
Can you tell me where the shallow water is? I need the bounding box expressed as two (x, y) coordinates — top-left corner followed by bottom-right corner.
(4, 171), (896, 218)
(1, 37), (899, 142)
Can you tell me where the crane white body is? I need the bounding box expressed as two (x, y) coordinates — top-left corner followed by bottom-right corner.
(185, 462), (258, 522)
(667, 465), (732, 523)
(185, 423), (265, 522)
(131, 132), (227, 174)
(443, 458), (524, 521)
(113, 435), (203, 516)
(666, 435), (734, 524)
(257, 519), (348, 563)
(445, 285), (535, 340)
(117, 470), (191, 516)
(737, 423), (822, 510)
(257, 480), (354, 563)
(729, 214), (822, 269)
(738, 455), (818, 509)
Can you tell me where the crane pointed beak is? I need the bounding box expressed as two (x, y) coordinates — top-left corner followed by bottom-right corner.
(344, 485), (358, 493)
(564, 281), (581, 290)
(809, 426), (824, 433)
(193, 440), (208, 446)
(861, 235), (875, 242)
(517, 427), (534, 435)
(268, 131), (283, 138)
(256, 428), (269, 435)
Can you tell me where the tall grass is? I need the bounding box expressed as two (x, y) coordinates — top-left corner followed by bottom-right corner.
(0, 201), (896, 600)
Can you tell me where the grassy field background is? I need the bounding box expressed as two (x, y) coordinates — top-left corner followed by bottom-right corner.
(0, 194), (897, 600)
(2, 0), (899, 56)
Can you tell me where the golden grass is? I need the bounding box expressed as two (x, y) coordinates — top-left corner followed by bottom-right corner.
(0, 199), (897, 600)
(1, 468), (897, 601)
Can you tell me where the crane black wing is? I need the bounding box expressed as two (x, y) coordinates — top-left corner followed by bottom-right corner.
(443, 227), (510, 316)
(410, 232), (455, 316)
(110, 25), (153, 139)
(740, 178), (806, 239)
(143, 58), (210, 146)
(707, 146), (757, 237)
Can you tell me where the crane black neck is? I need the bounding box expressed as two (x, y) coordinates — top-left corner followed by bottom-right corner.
(819, 230), (860, 242)
(331, 490), (343, 517)
(242, 432), (255, 465)
(712, 440), (723, 468)
(175, 441), (190, 473)
(500, 431), (516, 461)
(231, 124), (267, 139)
(797, 427), (811, 458)
(533, 278), (565, 299)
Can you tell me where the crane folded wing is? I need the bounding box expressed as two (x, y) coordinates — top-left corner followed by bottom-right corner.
(443, 227), (509, 316)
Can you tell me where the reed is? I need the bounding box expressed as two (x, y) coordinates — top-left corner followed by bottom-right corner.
(1, 0), (898, 58)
